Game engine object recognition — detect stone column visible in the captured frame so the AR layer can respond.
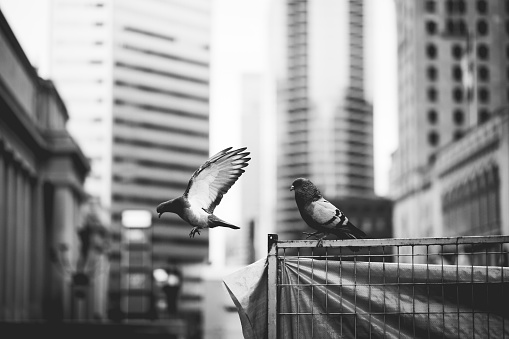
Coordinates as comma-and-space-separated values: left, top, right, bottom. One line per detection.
14, 165, 24, 320
498, 117, 509, 235
50, 185, 76, 320
28, 177, 44, 319
4, 155, 16, 321
0, 146, 5, 320
20, 171, 31, 320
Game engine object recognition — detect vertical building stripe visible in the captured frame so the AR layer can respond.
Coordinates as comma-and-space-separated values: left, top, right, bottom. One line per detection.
14, 166, 24, 320
5, 159, 15, 320
0, 148, 5, 320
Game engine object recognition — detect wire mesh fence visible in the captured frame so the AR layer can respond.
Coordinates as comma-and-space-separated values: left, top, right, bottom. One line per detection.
267, 234, 509, 339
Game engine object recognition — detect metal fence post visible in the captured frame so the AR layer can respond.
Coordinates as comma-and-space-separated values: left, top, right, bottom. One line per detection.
268, 234, 278, 339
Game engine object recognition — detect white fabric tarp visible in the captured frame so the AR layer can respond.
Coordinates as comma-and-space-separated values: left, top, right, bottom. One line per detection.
224, 257, 509, 339
223, 258, 268, 339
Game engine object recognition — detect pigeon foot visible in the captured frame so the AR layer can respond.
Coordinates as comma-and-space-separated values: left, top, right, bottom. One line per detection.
189, 227, 201, 238
303, 231, 321, 239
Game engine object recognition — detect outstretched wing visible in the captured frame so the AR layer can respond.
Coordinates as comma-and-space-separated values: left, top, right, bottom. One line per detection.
184, 147, 250, 213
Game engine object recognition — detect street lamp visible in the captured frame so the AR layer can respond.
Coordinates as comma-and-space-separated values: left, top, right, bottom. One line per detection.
153, 261, 182, 316
120, 209, 153, 319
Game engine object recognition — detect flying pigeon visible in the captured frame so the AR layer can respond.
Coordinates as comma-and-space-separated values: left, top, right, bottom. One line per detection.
157, 147, 250, 238
290, 177, 367, 249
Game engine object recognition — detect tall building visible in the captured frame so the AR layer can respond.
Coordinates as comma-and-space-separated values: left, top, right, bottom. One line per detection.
276, 0, 375, 238
391, 0, 509, 238
47, 0, 211, 319
48, 0, 113, 206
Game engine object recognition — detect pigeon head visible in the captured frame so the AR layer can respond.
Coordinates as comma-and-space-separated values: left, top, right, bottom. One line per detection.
290, 178, 322, 203
156, 198, 180, 218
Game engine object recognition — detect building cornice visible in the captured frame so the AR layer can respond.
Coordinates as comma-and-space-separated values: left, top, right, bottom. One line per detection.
0, 78, 46, 153
0, 10, 39, 81
43, 130, 91, 176
435, 112, 508, 178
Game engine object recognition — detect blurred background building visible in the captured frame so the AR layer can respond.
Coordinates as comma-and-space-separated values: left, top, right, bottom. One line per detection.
47, 0, 211, 324
274, 0, 392, 241
1, 0, 211, 334
390, 0, 509, 239
0, 9, 109, 321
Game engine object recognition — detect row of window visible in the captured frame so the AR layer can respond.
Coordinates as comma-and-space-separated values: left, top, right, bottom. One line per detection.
426, 0, 500, 15
426, 19, 495, 37
426, 42, 493, 60
115, 61, 208, 85
428, 129, 463, 146
427, 109, 463, 125
427, 108, 490, 125
427, 64, 490, 82
427, 86, 490, 103
427, 109, 491, 147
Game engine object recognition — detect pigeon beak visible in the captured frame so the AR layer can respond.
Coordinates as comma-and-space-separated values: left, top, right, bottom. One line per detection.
290, 185, 294, 191
158, 212, 163, 218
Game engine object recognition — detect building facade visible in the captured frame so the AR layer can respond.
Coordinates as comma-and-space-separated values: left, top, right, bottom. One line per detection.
391, 0, 509, 238
0, 9, 99, 320
438, 115, 508, 237
276, 0, 376, 239
392, 110, 509, 240
47, 0, 211, 320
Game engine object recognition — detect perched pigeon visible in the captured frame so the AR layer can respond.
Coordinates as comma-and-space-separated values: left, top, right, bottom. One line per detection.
290, 177, 367, 250
157, 147, 250, 238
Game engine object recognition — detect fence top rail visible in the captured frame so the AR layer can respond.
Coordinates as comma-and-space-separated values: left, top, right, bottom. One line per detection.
271, 235, 509, 248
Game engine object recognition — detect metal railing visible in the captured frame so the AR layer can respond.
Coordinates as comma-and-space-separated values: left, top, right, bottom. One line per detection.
267, 234, 509, 339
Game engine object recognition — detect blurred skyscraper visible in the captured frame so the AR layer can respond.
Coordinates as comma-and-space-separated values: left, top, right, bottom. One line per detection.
46, 0, 211, 320
390, 0, 509, 238
275, 0, 377, 239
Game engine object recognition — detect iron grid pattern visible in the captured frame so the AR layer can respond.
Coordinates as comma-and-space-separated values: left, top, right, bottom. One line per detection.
267, 235, 509, 339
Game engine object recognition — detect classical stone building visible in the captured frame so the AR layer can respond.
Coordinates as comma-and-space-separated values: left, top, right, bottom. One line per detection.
392, 109, 509, 240
391, 0, 509, 240
0, 10, 105, 321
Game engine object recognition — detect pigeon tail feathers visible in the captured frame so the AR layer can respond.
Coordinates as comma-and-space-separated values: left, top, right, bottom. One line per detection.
335, 221, 367, 252
326, 221, 367, 240
343, 221, 367, 239
208, 214, 240, 229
